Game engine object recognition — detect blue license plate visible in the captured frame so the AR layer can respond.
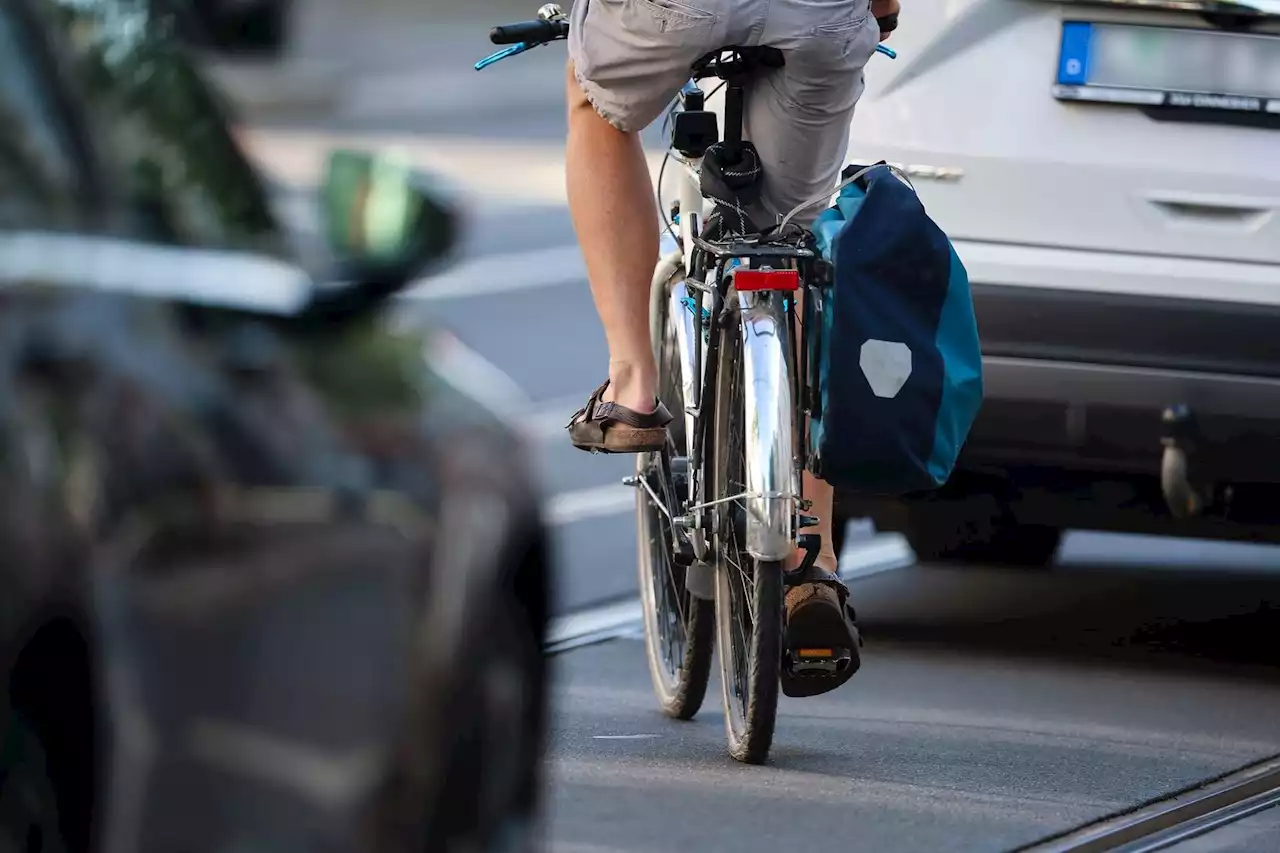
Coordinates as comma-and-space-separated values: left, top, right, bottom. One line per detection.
1054, 21, 1280, 117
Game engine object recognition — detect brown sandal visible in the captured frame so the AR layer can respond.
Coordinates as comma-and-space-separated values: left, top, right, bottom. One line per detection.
566, 381, 673, 454
781, 566, 862, 698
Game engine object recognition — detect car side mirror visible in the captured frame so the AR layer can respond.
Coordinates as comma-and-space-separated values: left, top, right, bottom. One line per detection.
304, 148, 460, 320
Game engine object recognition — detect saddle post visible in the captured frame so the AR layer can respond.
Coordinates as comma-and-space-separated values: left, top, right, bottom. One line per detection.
718, 50, 754, 163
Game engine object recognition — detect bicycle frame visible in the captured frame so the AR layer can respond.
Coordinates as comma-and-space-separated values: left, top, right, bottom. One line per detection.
474, 22, 894, 563
653, 99, 801, 562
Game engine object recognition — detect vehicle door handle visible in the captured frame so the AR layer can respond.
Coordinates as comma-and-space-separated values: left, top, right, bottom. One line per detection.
1144, 192, 1276, 232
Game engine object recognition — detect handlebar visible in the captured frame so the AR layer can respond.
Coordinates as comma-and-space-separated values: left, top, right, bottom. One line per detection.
476, 10, 897, 71
489, 18, 569, 45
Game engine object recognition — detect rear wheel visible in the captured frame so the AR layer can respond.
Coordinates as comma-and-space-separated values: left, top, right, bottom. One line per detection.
711, 302, 783, 765
637, 275, 714, 719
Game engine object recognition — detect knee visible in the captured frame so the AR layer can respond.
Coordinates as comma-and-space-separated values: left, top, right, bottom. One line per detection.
565, 61, 634, 133
565, 61, 593, 116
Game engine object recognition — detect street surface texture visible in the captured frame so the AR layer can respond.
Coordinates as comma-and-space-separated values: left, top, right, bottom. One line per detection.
211, 3, 1280, 849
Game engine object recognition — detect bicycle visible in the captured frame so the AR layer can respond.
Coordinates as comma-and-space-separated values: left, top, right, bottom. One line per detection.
476, 4, 896, 765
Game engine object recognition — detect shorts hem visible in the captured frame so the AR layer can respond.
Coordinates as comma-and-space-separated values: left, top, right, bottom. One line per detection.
572, 64, 639, 133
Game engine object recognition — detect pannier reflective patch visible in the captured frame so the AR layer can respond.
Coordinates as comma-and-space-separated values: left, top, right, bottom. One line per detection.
859, 339, 912, 399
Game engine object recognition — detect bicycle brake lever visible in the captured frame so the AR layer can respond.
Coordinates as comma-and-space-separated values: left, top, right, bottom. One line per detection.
875, 43, 897, 59
475, 42, 532, 71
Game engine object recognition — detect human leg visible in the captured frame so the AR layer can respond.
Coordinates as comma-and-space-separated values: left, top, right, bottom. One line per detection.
746, 3, 879, 571
742, 3, 880, 695
563, 0, 725, 452
565, 63, 662, 415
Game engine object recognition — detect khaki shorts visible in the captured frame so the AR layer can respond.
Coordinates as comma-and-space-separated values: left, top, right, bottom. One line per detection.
568, 0, 880, 224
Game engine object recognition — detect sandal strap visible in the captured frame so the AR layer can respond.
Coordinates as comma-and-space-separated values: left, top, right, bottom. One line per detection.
789, 564, 857, 622
566, 380, 673, 430
594, 399, 673, 429
567, 381, 611, 429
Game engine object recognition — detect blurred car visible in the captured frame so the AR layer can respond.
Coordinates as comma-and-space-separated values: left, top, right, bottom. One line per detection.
835, 0, 1280, 564
0, 0, 549, 851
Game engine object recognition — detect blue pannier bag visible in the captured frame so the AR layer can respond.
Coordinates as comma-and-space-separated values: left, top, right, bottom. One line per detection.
804, 162, 983, 494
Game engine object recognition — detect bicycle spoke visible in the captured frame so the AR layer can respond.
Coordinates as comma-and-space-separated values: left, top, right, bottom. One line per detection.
637, 274, 714, 721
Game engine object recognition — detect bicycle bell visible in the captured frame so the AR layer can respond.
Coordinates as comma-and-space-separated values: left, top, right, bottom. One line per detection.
538, 3, 566, 21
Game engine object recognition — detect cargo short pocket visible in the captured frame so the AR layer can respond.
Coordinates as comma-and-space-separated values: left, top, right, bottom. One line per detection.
628, 0, 717, 35
807, 9, 879, 66
813, 10, 872, 39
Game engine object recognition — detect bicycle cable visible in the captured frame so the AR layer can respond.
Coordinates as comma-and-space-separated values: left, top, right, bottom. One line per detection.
776, 162, 915, 232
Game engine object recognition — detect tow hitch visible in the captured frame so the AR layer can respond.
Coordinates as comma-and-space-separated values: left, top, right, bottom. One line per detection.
1160, 404, 1208, 518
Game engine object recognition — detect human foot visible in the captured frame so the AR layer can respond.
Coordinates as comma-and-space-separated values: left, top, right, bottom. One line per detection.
601, 361, 658, 414
782, 545, 861, 698
566, 380, 671, 454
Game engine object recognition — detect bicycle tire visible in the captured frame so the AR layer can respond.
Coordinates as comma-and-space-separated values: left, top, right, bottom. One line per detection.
636, 272, 714, 720
710, 295, 786, 765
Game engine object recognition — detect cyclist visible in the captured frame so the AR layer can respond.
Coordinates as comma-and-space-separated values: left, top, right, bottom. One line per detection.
565, 0, 899, 696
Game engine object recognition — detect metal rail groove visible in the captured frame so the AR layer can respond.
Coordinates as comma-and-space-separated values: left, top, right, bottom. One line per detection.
1018, 754, 1280, 852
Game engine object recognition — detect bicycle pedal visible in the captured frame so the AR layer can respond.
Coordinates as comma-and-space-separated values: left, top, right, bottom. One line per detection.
787, 648, 852, 676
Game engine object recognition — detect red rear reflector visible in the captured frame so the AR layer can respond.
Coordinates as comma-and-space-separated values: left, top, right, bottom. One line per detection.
735, 269, 799, 292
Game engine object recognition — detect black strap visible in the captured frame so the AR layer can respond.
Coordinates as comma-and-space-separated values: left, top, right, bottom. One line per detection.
700, 141, 764, 237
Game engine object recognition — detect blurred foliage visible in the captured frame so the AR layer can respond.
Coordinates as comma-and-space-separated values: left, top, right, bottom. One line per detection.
0, 5, 83, 229
32, 0, 288, 255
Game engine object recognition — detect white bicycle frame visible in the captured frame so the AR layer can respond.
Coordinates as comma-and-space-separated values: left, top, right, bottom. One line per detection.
648, 120, 798, 563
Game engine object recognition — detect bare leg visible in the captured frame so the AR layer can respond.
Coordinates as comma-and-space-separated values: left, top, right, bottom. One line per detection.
797, 471, 840, 572
564, 62, 659, 413
788, 290, 839, 573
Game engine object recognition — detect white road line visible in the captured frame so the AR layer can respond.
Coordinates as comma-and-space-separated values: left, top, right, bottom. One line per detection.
417, 328, 532, 425
542, 530, 915, 652
404, 244, 586, 302
545, 482, 634, 526
241, 129, 671, 209
524, 392, 596, 442
839, 533, 917, 580
546, 598, 644, 649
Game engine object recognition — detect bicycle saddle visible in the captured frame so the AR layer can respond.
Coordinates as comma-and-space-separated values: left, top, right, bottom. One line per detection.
690, 45, 785, 81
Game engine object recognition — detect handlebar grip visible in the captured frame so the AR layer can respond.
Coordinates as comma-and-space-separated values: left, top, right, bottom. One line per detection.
489, 19, 568, 45
876, 12, 899, 33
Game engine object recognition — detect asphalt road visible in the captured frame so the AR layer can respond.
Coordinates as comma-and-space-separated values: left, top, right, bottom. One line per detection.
547, 560, 1280, 852
214, 4, 1280, 850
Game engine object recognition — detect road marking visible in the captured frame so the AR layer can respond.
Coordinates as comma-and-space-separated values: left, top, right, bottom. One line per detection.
840, 532, 917, 580
545, 598, 644, 654
405, 243, 586, 302
543, 531, 915, 653
418, 327, 532, 423
545, 482, 635, 526
524, 391, 596, 441
241, 128, 671, 210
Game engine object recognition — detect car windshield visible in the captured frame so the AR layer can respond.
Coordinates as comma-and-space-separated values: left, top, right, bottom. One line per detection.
28, 0, 292, 259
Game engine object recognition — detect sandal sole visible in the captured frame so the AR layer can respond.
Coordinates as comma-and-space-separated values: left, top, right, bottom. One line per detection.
570, 426, 669, 454
780, 596, 862, 698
